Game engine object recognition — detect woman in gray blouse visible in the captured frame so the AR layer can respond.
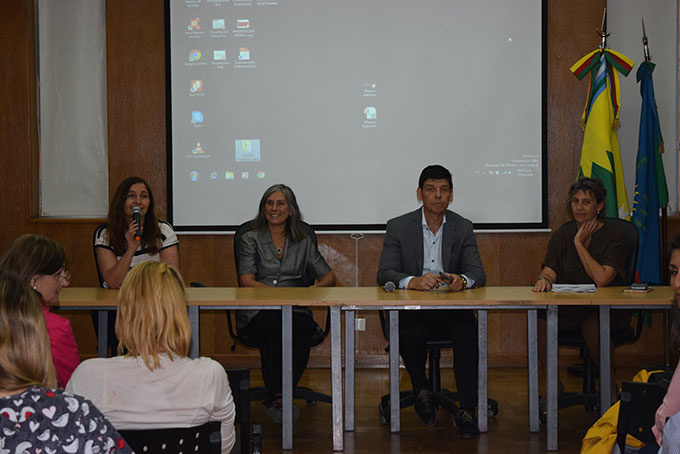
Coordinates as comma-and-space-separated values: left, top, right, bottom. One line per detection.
237, 184, 335, 423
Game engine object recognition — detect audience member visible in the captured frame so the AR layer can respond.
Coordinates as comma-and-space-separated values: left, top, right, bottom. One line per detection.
0, 275, 132, 452
0, 234, 79, 387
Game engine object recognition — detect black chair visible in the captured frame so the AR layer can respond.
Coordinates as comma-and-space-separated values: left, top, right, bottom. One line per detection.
91, 223, 119, 356
554, 218, 642, 416
119, 421, 221, 454
616, 380, 667, 453
376, 311, 499, 424
229, 220, 332, 406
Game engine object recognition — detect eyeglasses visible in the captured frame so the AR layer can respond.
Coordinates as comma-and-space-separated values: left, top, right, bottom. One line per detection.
51, 269, 71, 283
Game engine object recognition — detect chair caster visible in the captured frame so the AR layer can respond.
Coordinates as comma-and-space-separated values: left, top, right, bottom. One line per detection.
488, 400, 499, 417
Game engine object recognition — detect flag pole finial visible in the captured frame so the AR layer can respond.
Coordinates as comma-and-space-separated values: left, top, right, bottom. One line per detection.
642, 18, 652, 62
597, 8, 610, 49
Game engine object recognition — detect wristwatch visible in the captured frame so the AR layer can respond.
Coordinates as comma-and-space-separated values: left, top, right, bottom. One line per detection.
460, 274, 468, 289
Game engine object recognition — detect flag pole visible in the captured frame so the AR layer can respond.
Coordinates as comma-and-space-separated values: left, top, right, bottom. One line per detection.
643, 17, 671, 368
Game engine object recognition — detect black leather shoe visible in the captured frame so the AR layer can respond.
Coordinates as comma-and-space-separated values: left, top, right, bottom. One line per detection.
414, 389, 436, 427
454, 408, 480, 439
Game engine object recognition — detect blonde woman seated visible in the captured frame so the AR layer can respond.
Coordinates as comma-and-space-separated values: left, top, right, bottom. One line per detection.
0, 275, 132, 452
67, 261, 236, 453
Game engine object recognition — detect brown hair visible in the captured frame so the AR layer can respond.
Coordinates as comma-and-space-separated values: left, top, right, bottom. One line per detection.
670, 236, 680, 349
250, 184, 306, 242
0, 275, 57, 392
0, 234, 65, 284
107, 177, 162, 256
566, 177, 607, 218
115, 261, 190, 370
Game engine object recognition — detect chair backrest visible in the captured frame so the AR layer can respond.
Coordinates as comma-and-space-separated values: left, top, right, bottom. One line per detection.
559, 218, 638, 285
616, 380, 666, 452
119, 421, 221, 454
93, 223, 108, 288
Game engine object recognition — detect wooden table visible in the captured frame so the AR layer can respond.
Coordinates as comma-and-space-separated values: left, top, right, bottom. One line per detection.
57, 286, 673, 452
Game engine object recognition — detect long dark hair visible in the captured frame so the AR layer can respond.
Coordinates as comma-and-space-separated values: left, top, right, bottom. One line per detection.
107, 177, 162, 256
250, 184, 305, 242
670, 236, 680, 348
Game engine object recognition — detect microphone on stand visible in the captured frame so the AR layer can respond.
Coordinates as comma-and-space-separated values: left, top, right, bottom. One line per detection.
132, 207, 142, 241
383, 281, 396, 293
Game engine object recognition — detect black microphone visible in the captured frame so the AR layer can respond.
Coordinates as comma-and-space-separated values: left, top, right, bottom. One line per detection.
132, 207, 142, 241
383, 281, 396, 293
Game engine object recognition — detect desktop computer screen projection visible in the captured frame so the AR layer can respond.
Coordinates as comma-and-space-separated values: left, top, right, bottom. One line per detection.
167, 0, 547, 232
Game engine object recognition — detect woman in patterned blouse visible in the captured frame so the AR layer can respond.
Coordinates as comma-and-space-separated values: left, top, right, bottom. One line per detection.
0, 275, 132, 453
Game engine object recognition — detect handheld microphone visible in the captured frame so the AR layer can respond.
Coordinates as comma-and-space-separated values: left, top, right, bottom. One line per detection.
132, 207, 142, 241
383, 281, 396, 293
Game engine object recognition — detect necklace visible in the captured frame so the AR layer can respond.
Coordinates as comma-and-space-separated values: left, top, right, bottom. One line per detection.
276, 246, 283, 255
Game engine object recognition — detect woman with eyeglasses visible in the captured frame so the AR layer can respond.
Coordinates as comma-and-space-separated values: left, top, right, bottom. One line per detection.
0, 234, 79, 388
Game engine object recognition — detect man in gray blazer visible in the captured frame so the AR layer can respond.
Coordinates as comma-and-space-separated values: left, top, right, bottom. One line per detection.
377, 164, 485, 438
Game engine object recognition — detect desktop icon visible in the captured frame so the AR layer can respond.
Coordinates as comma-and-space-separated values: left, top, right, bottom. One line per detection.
364, 106, 377, 120
257, 171, 265, 179
188, 17, 200, 31
213, 50, 227, 61
192, 142, 204, 154
212, 18, 225, 29
189, 49, 202, 62
237, 19, 250, 29
225, 171, 235, 180
190, 80, 203, 93
210, 172, 218, 180
190, 171, 199, 181
191, 111, 204, 123
241, 171, 249, 179
238, 48, 250, 60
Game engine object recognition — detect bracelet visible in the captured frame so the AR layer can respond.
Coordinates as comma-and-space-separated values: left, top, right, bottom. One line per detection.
539, 277, 553, 286
460, 275, 468, 289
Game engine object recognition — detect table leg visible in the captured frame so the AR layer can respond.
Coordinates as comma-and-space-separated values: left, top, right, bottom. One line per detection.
331, 307, 344, 451
527, 309, 539, 432
389, 310, 400, 432
599, 306, 611, 415
478, 309, 488, 433
97, 310, 108, 358
282, 306, 293, 450
344, 310, 355, 432
546, 305, 558, 451
188, 306, 199, 359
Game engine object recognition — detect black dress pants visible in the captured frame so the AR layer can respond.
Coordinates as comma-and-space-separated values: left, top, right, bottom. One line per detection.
399, 309, 478, 409
240, 310, 318, 400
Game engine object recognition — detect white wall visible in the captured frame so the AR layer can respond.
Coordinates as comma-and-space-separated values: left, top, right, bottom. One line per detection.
609, 0, 678, 213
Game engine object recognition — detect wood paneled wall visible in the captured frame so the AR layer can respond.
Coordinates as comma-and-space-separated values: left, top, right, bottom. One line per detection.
0, 0, 673, 368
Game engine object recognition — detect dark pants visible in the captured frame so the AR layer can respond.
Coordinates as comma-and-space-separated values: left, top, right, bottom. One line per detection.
240, 310, 318, 401
399, 309, 478, 409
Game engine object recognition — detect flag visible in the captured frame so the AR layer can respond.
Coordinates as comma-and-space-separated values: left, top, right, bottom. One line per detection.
631, 61, 668, 285
570, 48, 634, 219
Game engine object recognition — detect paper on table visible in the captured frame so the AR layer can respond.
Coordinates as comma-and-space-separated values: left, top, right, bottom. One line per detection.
551, 284, 597, 293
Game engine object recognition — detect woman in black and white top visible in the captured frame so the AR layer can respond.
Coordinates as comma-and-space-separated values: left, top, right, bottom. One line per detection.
95, 176, 179, 289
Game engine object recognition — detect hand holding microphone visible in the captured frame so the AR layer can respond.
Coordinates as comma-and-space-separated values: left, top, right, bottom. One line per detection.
132, 207, 142, 241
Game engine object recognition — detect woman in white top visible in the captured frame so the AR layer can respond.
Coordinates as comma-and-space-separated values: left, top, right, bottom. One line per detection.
95, 176, 179, 289
67, 261, 236, 453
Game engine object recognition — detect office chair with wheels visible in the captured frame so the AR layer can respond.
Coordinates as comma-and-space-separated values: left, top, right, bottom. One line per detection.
376, 311, 499, 424
119, 421, 221, 454
229, 220, 332, 406
552, 217, 641, 417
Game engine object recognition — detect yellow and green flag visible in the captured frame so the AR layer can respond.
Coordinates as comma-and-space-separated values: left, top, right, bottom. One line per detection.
570, 49, 634, 219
